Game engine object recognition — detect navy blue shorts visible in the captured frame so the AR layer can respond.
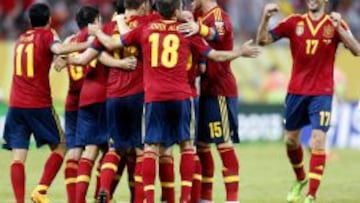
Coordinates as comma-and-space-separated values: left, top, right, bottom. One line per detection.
76, 103, 108, 147
198, 96, 239, 144
145, 99, 195, 148
284, 94, 332, 132
3, 107, 64, 150
106, 93, 144, 150
193, 97, 199, 143
65, 110, 78, 149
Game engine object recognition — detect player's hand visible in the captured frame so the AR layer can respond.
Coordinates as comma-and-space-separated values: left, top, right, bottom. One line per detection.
330, 12, 342, 29
177, 20, 199, 37
238, 39, 260, 58
88, 23, 101, 36
121, 56, 137, 70
263, 3, 279, 19
53, 56, 67, 72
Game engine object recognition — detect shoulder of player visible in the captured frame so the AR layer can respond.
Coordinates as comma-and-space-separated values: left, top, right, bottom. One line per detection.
279, 13, 304, 24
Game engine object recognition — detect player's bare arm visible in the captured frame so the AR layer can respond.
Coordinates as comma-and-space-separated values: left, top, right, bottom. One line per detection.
88, 24, 124, 50
50, 40, 90, 55
207, 39, 260, 62
256, 3, 279, 46
177, 20, 217, 41
114, 14, 131, 35
330, 12, 360, 56
98, 53, 137, 70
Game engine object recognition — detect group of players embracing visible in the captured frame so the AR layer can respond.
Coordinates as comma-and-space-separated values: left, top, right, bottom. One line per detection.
3, 0, 360, 203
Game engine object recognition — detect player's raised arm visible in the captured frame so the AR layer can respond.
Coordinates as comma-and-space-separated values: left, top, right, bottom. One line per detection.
98, 53, 137, 70
330, 12, 360, 56
206, 39, 260, 62
88, 24, 125, 50
256, 3, 279, 46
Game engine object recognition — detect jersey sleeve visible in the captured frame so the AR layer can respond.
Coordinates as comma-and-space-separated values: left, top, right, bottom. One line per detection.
90, 37, 104, 52
120, 25, 142, 46
270, 15, 295, 40
190, 35, 213, 56
45, 30, 60, 52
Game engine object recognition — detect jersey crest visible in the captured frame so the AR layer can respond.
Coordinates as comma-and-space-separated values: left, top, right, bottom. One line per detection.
296, 21, 305, 36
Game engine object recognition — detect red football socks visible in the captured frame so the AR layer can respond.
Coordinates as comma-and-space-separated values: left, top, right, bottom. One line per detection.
99, 151, 121, 194
159, 155, 175, 203
134, 154, 144, 203
218, 147, 239, 202
287, 144, 306, 181
11, 161, 25, 203
64, 159, 78, 203
110, 156, 126, 198
37, 152, 64, 194
180, 149, 195, 203
191, 155, 202, 203
76, 158, 94, 203
307, 150, 326, 198
142, 151, 157, 203
197, 147, 214, 201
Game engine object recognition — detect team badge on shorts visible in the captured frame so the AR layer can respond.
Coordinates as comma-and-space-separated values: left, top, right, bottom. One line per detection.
296, 21, 304, 36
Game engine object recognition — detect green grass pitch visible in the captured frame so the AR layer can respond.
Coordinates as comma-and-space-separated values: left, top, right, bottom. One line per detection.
0, 142, 359, 203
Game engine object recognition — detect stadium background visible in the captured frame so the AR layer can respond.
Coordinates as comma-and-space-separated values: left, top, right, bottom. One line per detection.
0, 0, 360, 202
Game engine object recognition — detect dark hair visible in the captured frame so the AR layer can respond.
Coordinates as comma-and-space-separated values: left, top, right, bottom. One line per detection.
76, 6, 99, 29
156, 0, 181, 19
28, 3, 51, 28
125, 0, 146, 10
115, 0, 125, 14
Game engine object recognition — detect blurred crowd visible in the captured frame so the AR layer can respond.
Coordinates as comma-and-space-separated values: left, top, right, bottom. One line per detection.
1, 0, 360, 41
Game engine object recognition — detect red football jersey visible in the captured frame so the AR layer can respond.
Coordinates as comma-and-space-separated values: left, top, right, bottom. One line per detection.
198, 6, 238, 97
65, 28, 88, 111
187, 49, 204, 97
121, 19, 212, 102
101, 17, 144, 99
79, 29, 108, 107
10, 28, 58, 108
270, 13, 348, 95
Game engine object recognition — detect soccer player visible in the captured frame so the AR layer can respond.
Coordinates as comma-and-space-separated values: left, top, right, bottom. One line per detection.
89, 0, 259, 203
63, 6, 100, 203
178, 0, 242, 202
54, 6, 139, 203
257, 0, 360, 202
92, 0, 149, 202
2, 3, 90, 203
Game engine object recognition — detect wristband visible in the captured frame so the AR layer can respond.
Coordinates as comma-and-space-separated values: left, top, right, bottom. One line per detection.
199, 23, 210, 38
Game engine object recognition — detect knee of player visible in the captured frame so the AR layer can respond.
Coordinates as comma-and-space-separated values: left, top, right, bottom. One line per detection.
284, 131, 301, 147
310, 129, 327, 150
179, 141, 194, 152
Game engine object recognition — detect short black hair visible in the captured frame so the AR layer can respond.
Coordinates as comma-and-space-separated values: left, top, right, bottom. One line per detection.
114, 0, 125, 14
76, 6, 99, 29
125, 0, 146, 10
156, 0, 181, 19
28, 3, 51, 28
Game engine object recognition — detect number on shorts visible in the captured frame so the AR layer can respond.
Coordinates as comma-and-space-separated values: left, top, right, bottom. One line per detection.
209, 121, 222, 138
